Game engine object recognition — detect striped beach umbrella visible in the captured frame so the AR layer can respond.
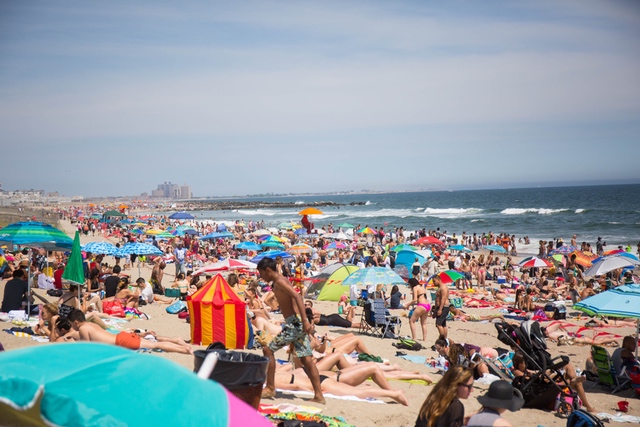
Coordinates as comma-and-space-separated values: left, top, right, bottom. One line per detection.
518, 257, 552, 268
427, 270, 465, 285
357, 227, 377, 235
288, 243, 314, 254
0, 221, 72, 250
574, 284, 640, 319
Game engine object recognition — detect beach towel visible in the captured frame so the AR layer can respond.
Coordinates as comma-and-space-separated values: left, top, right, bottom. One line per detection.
275, 389, 384, 404
266, 412, 354, 427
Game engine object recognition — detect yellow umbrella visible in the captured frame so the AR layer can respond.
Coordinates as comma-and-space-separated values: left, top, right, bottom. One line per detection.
298, 208, 323, 215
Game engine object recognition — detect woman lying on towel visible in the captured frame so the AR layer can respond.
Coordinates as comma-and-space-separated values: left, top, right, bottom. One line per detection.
305, 301, 361, 329
274, 369, 409, 405
448, 306, 505, 323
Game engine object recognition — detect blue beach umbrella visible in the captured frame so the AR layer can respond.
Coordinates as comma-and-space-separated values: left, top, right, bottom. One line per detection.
201, 231, 235, 240
169, 212, 195, 220
235, 241, 262, 251
81, 241, 119, 256
448, 244, 472, 253
250, 250, 293, 263
115, 243, 163, 257
0, 343, 272, 427
574, 284, 640, 319
484, 245, 508, 254
549, 245, 579, 255
260, 241, 285, 249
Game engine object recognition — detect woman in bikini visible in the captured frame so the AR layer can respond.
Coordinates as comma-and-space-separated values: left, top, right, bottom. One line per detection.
404, 278, 431, 342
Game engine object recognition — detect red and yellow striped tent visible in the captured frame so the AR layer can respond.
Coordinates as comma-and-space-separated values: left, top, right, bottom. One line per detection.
187, 274, 249, 349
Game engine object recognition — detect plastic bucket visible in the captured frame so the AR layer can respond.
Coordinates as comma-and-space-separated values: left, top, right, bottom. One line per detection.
194, 348, 269, 409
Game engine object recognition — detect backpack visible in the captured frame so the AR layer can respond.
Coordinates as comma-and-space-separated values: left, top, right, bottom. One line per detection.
393, 337, 423, 351
566, 409, 605, 427
166, 300, 187, 314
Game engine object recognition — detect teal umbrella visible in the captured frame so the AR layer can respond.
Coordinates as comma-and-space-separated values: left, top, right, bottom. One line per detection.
62, 231, 85, 286
484, 244, 508, 254
0, 343, 272, 427
336, 223, 355, 229
342, 266, 405, 287
391, 244, 418, 252
448, 244, 472, 253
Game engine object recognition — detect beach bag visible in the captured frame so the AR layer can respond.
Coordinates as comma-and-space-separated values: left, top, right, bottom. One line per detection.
178, 311, 189, 319
47, 289, 63, 297
102, 300, 125, 317
393, 337, 423, 351
166, 300, 187, 314
566, 409, 604, 427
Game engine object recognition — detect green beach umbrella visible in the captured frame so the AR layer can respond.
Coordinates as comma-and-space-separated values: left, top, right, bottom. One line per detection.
62, 231, 85, 286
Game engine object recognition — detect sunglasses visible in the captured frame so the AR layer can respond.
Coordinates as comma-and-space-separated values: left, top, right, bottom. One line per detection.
459, 382, 474, 391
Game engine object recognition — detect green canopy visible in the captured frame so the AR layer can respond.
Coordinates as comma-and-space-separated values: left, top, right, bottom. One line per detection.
102, 210, 127, 217
62, 231, 84, 285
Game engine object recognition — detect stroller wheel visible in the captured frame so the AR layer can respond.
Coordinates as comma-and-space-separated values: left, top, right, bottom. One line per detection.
556, 401, 573, 418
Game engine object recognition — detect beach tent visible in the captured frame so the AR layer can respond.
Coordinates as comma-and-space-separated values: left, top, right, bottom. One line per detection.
395, 250, 427, 278
305, 263, 359, 301
187, 274, 249, 349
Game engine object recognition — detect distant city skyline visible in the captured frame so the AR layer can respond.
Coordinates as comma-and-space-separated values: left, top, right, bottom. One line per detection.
1, 1, 639, 197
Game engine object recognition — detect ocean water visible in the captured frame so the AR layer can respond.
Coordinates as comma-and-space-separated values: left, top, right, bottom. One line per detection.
189, 184, 640, 255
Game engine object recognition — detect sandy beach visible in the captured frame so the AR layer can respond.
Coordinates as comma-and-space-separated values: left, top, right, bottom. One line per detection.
1, 216, 639, 427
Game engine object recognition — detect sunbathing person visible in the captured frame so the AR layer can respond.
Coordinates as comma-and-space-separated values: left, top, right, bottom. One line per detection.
274, 370, 409, 405
67, 309, 192, 354
541, 323, 620, 346
306, 301, 360, 329
310, 331, 371, 355
449, 306, 505, 322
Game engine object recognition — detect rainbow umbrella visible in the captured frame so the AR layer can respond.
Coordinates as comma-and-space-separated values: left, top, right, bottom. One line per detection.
0, 343, 270, 427
357, 227, 377, 235
427, 270, 465, 285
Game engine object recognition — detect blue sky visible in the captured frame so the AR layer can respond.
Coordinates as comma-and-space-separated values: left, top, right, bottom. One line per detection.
1, 1, 639, 197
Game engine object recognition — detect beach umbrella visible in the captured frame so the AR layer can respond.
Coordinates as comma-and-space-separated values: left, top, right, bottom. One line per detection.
335, 223, 355, 229
251, 229, 271, 236
447, 244, 472, 253
288, 243, 314, 254
342, 266, 405, 288
324, 231, 352, 240
583, 255, 640, 277
116, 243, 164, 277
357, 227, 377, 235
235, 241, 262, 251
298, 208, 323, 215
391, 244, 418, 252
103, 210, 127, 218
549, 245, 579, 255
0, 343, 271, 427
574, 284, 640, 357
568, 250, 598, 267
413, 236, 444, 246
518, 257, 552, 268
259, 235, 284, 242
169, 212, 195, 220
591, 251, 639, 265
294, 228, 308, 236
193, 259, 258, 276
260, 241, 285, 250
62, 232, 85, 310
427, 270, 465, 285
0, 221, 73, 315
250, 250, 293, 263
324, 241, 348, 250
277, 222, 299, 230
201, 231, 235, 240
484, 245, 508, 254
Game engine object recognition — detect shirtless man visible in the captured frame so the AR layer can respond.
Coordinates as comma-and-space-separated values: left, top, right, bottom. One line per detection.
151, 260, 166, 294
67, 309, 192, 354
433, 275, 450, 339
257, 258, 325, 404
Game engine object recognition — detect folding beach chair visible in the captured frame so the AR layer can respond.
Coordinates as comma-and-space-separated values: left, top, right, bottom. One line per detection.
590, 345, 630, 393
359, 299, 401, 339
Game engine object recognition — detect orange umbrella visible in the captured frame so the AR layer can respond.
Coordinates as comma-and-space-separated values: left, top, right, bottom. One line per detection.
570, 250, 598, 267
298, 208, 323, 215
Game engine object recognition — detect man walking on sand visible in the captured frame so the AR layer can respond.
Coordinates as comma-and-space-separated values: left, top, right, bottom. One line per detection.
257, 258, 325, 404
67, 309, 192, 354
434, 275, 449, 339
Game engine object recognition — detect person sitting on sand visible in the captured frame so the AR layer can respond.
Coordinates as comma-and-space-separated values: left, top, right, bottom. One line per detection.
466, 380, 524, 427
449, 306, 505, 323
273, 368, 409, 406
67, 309, 192, 354
511, 351, 595, 413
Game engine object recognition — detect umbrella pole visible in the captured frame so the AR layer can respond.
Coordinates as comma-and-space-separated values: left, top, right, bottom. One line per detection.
27, 248, 31, 319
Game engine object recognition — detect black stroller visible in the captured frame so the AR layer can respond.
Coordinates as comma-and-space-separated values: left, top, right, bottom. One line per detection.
495, 320, 580, 416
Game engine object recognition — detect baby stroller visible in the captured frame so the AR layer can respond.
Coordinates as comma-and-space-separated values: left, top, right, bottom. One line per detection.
495, 320, 580, 416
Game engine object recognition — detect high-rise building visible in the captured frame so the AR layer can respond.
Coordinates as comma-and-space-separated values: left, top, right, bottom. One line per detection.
151, 182, 191, 199
180, 185, 192, 199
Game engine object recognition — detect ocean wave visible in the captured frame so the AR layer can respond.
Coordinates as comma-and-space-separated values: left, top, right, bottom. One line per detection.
424, 208, 482, 215
575, 209, 585, 214
470, 219, 485, 223
294, 201, 304, 205
365, 201, 374, 205
501, 208, 569, 215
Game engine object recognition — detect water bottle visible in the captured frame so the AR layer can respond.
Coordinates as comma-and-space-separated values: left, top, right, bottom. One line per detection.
100, 290, 105, 299
338, 305, 344, 314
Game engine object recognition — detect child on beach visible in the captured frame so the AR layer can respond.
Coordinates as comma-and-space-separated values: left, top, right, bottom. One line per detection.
257, 258, 325, 404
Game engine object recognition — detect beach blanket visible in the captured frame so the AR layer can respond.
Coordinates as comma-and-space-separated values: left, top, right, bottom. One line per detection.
275, 389, 384, 404
265, 411, 355, 427
596, 413, 640, 423
259, 403, 323, 415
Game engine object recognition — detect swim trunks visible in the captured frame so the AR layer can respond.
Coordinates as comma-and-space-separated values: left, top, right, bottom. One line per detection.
435, 306, 450, 327
115, 331, 141, 350
268, 314, 313, 358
